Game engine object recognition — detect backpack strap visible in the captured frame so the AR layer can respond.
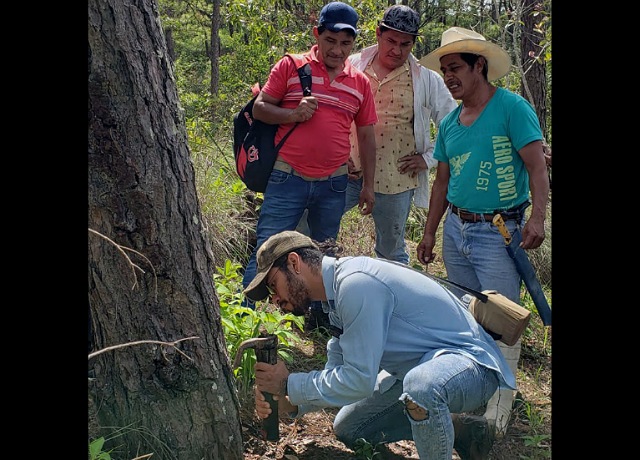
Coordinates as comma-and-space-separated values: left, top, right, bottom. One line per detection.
285, 53, 310, 68
273, 54, 312, 151
377, 259, 489, 303
284, 54, 312, 95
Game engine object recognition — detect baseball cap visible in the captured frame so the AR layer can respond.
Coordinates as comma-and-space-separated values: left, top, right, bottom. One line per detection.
243, 231, 319, 302
318, 2, 359, 35
379, 4, 420, 36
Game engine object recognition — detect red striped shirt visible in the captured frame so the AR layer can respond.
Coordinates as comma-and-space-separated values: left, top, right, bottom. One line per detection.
261, 45, 378, 178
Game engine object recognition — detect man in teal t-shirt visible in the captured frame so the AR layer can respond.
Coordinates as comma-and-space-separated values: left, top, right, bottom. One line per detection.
416, 27, 550, 452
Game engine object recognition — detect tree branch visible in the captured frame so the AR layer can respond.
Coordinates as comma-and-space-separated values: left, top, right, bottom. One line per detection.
89, 228, 158, 301
88, 336, 200, 361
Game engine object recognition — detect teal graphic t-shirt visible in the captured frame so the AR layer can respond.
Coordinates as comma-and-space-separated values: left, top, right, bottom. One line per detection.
434, 87, 542, 213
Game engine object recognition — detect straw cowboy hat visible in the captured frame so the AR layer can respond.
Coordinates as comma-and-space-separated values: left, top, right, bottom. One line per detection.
419, 27, 512, 81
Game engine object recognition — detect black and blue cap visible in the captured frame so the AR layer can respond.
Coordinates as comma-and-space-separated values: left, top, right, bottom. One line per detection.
318, 2, 359, 35
379, 4, 420, 36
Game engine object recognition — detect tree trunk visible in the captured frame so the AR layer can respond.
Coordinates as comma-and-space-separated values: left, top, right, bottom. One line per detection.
520, 0, 547, 138
209, 0, 221, 98
88, 0, 243, 458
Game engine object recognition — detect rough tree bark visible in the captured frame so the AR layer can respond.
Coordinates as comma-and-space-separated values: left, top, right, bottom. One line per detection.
520, 0, 548, 138
88, 0, 243, 458
209, 0, 221, 98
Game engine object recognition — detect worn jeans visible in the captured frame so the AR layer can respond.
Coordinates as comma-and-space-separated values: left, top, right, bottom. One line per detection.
242, 168, 348, 306
333, 353, 499, 459
344, 177, 414, 264
441, 209, 524, 303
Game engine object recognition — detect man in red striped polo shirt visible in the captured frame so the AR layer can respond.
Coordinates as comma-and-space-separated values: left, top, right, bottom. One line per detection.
242, 2, 378, 312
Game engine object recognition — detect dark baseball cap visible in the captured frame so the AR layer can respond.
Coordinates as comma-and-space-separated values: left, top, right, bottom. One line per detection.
318, 2, 359, 35
243, 231, 319, 302
379, 4, 420, 36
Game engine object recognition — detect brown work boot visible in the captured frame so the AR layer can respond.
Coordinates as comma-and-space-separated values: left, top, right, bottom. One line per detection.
452, 414, 494, 460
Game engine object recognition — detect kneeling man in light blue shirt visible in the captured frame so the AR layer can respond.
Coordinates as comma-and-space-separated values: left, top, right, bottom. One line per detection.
244, 230, 515, 460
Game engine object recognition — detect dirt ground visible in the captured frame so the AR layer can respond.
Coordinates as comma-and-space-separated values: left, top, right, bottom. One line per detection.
240, 320, 552, 460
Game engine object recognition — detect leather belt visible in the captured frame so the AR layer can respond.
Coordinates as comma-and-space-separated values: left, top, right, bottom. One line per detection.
450, 203, 527, 223
273, 159, 348, 182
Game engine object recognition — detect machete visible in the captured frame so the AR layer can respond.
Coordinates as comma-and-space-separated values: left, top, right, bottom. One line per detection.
493, 214, 552, 326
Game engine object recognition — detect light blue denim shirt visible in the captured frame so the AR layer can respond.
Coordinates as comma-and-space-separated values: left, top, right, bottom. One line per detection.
287, 256, 516, 416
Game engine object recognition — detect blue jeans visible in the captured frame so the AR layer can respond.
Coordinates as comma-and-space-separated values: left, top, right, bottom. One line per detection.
333, 353, 499, 459
242, 168, 348, 306
344, 177, 414, 264
442, 209, 524, 303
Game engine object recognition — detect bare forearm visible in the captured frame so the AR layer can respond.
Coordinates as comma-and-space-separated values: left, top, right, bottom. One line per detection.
253, 95, 318, 124
253, 100, 295, 124
528, 167, 550, 222
357, 127, 376, 188
424, 169, 449, 237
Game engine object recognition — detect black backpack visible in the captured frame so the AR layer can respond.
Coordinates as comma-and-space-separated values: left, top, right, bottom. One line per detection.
233, 54, 312, 193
